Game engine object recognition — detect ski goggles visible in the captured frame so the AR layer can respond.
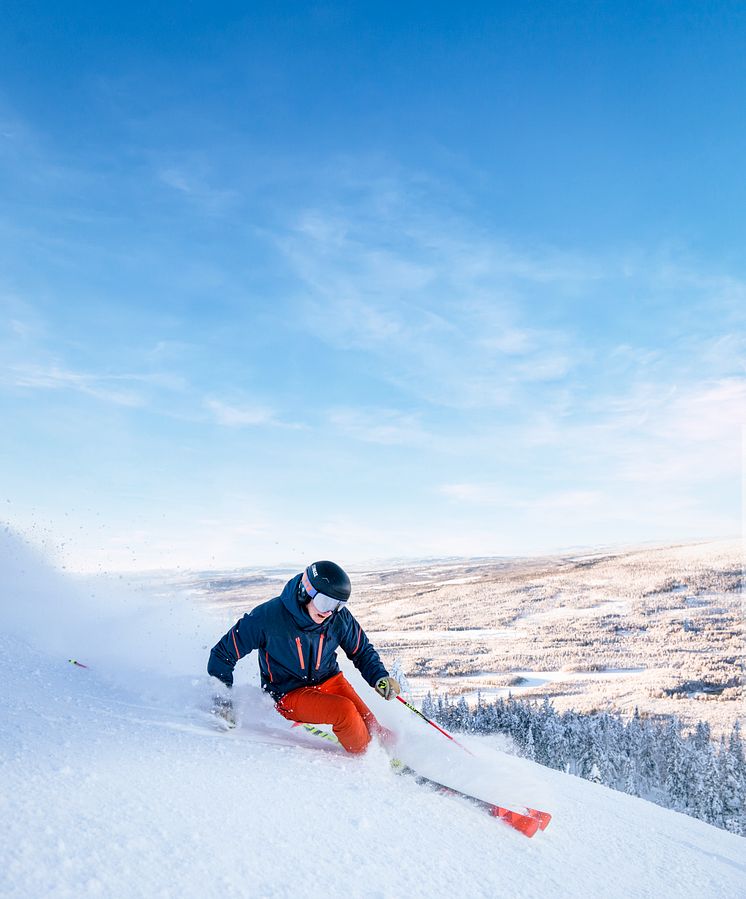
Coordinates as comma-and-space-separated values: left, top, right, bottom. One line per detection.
302, 570, 348, 613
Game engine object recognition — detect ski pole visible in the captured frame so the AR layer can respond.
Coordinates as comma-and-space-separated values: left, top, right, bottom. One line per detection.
395, 695, 475, 757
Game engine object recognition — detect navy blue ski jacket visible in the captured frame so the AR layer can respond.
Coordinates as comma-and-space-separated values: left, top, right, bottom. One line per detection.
207, 574, 389, 701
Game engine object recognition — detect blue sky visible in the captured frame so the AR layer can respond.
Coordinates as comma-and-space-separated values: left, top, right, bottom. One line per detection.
1, 2, 744, 571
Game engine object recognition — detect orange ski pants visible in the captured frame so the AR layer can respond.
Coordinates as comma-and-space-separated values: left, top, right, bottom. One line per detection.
276, 672, 376, 754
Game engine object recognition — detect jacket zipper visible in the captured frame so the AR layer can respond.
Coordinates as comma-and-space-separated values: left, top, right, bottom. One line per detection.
296, 632, 326, 683
295, 636, 305, 673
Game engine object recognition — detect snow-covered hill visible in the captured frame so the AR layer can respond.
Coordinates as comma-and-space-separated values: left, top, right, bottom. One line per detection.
1, 535, 744, 898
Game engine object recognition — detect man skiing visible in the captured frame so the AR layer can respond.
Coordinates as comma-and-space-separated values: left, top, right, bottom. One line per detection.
207, 560, 401, 753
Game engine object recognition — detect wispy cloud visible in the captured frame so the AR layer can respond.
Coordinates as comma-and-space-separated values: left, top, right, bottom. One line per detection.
609, 377, 746, 484
203, 397, 304, 430
439, 482, 604, 511
204, 398, 276, 427
435, 370, 744, 547
156, 164, 239, 216
439, 482, 496, 504
276, 170, 746, 427
6, 363, 148, 407
279, 202, 581, 410
0, 290, 195, 414
327, 407, 429, 445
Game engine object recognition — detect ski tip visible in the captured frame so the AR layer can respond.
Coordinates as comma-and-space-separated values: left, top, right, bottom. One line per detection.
491, 806, 541, 838
525, 808, 552, 830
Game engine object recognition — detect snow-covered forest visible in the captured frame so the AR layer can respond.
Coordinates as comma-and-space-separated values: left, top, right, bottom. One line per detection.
423, 692, 746, 835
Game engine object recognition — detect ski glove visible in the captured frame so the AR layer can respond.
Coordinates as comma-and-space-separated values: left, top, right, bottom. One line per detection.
212, 694, 236, 728
375, 676, 401, 701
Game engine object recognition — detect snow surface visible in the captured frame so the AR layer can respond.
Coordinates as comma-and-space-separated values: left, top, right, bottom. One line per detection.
1, 533, 744, 898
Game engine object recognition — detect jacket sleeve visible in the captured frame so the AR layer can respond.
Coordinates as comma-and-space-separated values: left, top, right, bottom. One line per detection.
207, 611, 262, 688
338, 611, 388, 689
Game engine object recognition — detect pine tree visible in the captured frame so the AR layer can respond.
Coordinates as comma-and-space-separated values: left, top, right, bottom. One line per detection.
564, 712, 585, 777
421, 691, 435, 719
635, 718, 660, 799
728, 720, 744, 765
390, 659, 411, 697
623, 710, 643, 796
663, 717, 689, 811
543, 706, 569, 772
524, 723, 536, 761
685, 735, 708, 822
718, 735, 745, 835
699, 744, 723, 827
453, 696, 470, 732
693, 721, 711, 751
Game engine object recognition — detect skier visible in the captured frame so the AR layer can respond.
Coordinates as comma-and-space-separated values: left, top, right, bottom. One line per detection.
207, 560, 401, 753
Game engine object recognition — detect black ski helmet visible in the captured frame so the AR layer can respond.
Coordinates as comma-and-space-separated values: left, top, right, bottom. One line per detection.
299, 560, 351, 604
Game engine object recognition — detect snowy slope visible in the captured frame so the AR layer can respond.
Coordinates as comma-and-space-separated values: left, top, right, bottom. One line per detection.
1, 538, 744, 898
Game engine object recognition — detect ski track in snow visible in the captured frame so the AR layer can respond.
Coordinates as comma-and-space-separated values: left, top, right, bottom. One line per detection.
1, 632, 744, 899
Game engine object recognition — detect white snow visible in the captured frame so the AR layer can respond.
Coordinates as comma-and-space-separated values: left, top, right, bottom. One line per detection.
1, 534, 744, 898
517, 598, 630, 623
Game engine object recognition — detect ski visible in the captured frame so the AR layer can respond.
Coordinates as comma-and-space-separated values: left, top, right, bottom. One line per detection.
389, 694, 552, 831
292, 721, 551, 837
524, 807, 552, 830
393, 763, 548, 837
291, 721, 341, 745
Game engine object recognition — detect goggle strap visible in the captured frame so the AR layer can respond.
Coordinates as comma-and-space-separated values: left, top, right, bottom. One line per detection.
301, 570, 317, 598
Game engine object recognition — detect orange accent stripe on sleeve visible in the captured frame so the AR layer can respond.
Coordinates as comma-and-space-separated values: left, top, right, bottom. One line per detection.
353, 625, 361, 654
231, 629, 241, 660
315, 634, 325, 669
265, 651, 273, 683
295, 636, 305, 670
